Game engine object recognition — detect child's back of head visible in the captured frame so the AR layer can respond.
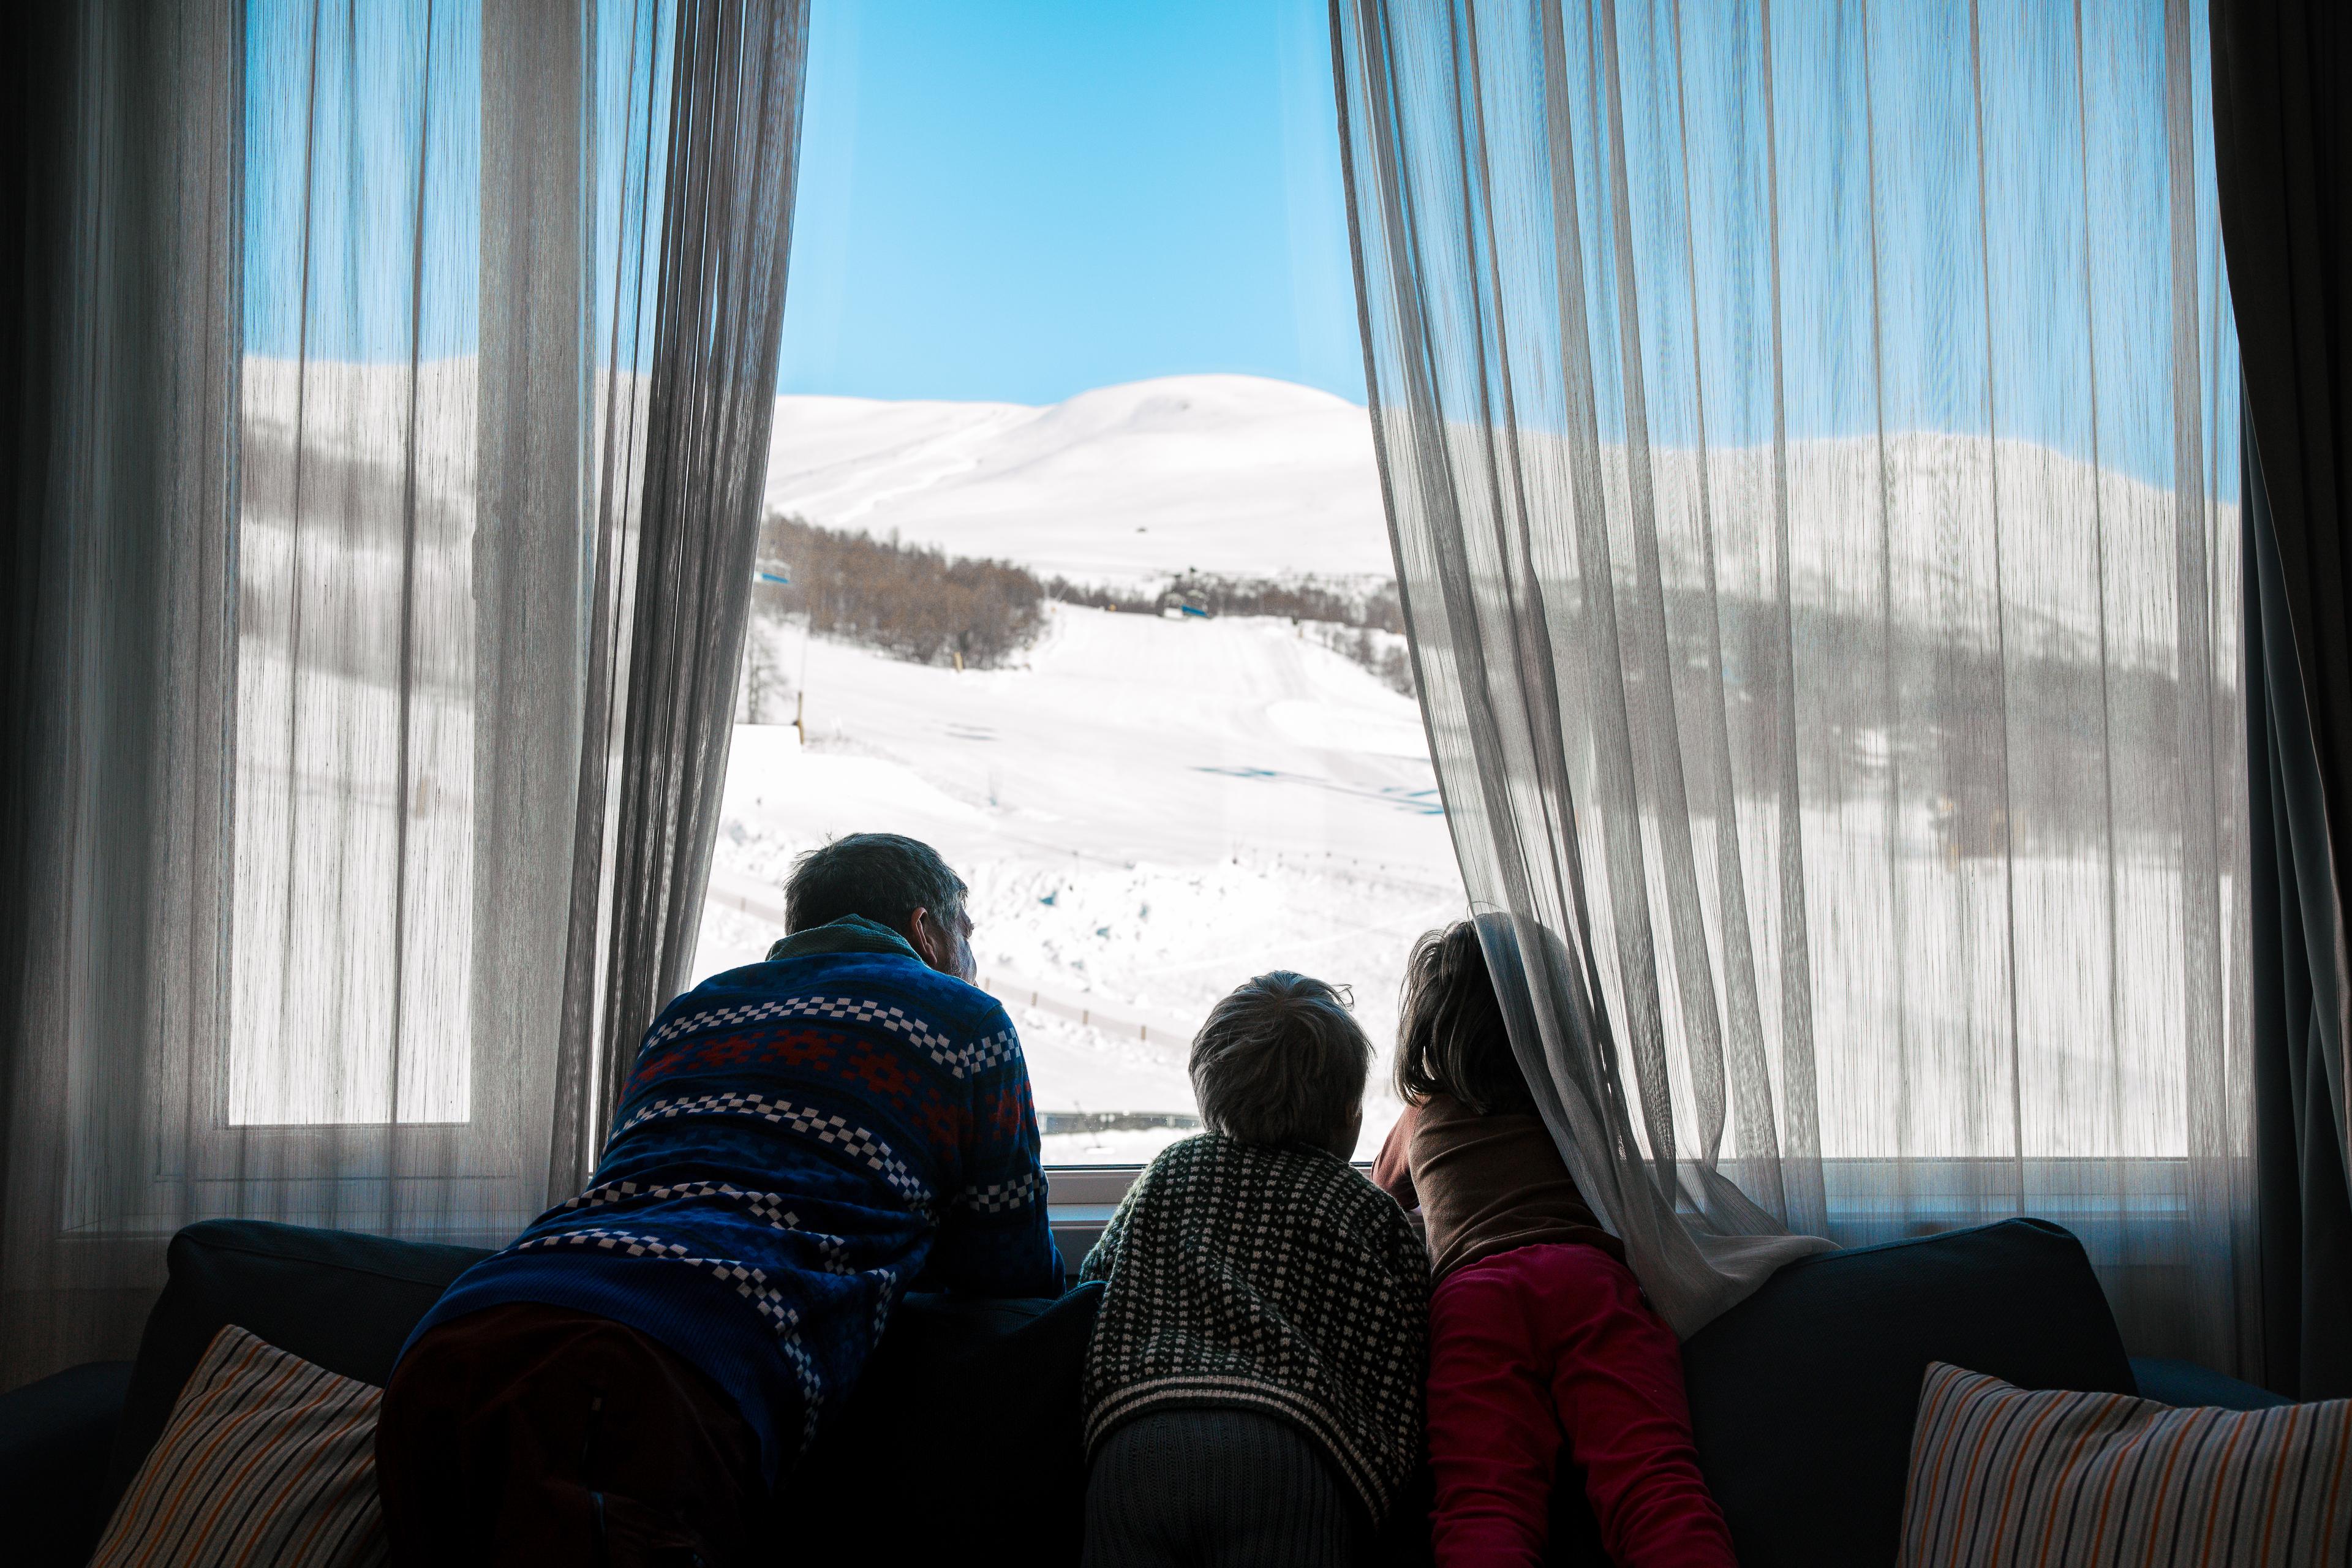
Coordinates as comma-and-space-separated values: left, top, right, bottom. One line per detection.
1394, 918, 1537, 1117
1189, 970, 1371, 1159
1376, 917, 1623, 1283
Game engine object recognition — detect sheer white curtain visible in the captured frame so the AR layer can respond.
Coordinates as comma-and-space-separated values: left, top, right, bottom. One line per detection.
0, 0, 807, 1386
1333, 0, 2253, 1371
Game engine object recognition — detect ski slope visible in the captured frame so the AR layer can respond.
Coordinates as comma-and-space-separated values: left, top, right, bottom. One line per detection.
763, 374, 1392, 588
695, 602, 1458, 1163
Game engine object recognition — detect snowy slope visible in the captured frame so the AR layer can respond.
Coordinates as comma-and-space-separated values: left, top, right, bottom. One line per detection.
739, 375, 1433, 1161
696, 603, 1457, 1161
763, 375, 1392, 587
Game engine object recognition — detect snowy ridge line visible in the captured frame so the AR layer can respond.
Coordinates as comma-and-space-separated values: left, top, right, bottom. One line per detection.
763, 375, 1392, 586
699, 873, 1198, 1047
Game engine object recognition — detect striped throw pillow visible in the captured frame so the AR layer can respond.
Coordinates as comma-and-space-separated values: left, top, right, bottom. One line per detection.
1899, 1360, 2351, 1567
91, 1324, 387, 1567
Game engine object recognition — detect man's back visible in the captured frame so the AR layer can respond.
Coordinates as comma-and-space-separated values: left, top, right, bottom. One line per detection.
405, 914, 1063, 1479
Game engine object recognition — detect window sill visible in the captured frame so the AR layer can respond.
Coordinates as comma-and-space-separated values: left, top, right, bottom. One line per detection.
1045, 1166, 1136, 1267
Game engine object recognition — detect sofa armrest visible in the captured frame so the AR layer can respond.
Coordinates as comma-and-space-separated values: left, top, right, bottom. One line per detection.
2130, 1355, 2291, 1411
0, 1360, 135, 1567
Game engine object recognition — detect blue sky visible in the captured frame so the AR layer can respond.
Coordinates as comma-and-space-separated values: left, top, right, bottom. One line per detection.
773, 0, 2232, 491
778, 0, 1366, 405
238, 0, 2233, 495
240, 0, 1366, 405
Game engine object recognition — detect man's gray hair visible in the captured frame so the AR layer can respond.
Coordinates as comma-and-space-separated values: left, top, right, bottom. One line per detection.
783, 832, 966, 935
1189, 971, 1371, 1152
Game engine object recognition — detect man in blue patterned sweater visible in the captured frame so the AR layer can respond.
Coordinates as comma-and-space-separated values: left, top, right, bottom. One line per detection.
377, 833, 1062, 1567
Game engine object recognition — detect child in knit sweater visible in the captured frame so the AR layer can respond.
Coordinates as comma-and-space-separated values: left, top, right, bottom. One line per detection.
1371, 921, 1735, 1568
1077, 971, 1428, 1568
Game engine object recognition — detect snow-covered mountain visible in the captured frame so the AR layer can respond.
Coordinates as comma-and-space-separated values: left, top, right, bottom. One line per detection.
762, 374, 1391, 587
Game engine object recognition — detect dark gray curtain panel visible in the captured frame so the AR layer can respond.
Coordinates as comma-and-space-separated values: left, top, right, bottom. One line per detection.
2243, 418, 2352, 1400
0, 0, 245, 1387
2212, 0, 2352, 1399
1332, 0, 2253, 1365
0, 0, 808, 1389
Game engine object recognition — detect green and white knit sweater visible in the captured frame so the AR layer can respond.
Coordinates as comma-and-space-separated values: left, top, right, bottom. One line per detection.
1078, 1133, 1429, 1520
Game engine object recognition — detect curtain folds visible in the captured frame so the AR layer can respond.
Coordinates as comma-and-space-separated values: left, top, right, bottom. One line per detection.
0, 0, 809, 1389
2242, 415, 2352, 1398
549, 0, 809, 1195
2212, 0, 2352, 1400
1, 0, 246, 1387
1333, 0, 2254, 1366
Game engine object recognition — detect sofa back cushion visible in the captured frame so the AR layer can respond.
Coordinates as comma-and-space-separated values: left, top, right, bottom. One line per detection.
1678, 1218, 2135, 1568
102, 1221, 489, 1518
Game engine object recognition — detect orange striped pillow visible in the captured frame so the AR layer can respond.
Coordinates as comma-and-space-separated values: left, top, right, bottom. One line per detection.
91, 1324, 386, 1567
1899, 1361, 2352, 1567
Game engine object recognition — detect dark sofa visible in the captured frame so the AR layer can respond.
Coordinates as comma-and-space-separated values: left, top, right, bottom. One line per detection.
0, 1216, 2285, 1568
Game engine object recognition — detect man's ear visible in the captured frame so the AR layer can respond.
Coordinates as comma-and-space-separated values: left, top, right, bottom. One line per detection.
903, 907, 946, 970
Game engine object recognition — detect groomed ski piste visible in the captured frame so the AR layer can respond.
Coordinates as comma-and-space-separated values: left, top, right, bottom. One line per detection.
698, 374, 1453, 1163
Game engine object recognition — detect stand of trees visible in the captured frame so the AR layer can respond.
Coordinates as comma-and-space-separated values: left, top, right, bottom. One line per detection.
756, 514, 1046, 669
1309, 622, 1414, 698
1046, 571, 1404, 633
752, 512, 1415, 697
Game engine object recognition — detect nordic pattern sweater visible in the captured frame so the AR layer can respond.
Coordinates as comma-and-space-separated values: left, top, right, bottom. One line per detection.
402, 916, 1064, 1482
1078, 1134, 1429, 1520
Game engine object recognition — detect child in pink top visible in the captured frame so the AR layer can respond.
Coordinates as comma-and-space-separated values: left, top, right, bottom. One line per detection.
1372, 921, 1735, 1568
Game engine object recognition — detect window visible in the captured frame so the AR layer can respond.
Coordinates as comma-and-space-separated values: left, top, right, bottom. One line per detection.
213, 0, 652, 1161
228, 0, 491, 1131
691, 1, 1460, 1164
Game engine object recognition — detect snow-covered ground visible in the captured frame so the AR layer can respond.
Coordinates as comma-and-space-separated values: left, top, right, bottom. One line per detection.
696, 603, 1458, 1163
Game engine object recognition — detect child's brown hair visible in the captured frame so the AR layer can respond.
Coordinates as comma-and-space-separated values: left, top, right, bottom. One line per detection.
1190, 971, 1370, 1155
1393, 918, 1536, 1115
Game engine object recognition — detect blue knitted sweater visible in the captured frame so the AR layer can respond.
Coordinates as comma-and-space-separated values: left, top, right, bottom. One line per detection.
403, 916, 1064, 1480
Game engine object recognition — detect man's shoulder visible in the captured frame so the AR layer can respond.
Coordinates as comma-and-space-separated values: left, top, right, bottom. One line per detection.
677, 951, 1012, 1040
